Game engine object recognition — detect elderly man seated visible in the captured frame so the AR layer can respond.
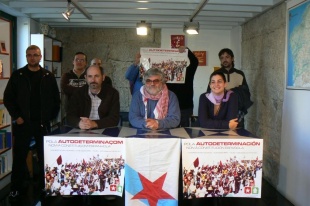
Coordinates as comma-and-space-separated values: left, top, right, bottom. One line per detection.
129, 68, 180, 129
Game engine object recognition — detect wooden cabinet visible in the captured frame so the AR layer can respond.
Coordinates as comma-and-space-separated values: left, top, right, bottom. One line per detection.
31, 34, 63, 130
0, 17, 13, 190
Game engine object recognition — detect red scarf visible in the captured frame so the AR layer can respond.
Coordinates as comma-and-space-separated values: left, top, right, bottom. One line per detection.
140, 84, 169, 119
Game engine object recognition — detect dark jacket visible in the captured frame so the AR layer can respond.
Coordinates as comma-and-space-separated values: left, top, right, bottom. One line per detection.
67, 84, 120, 129
198, 91, 238, 129
231, 85, 253, 115
3, 65, 60, 124
167, 48, 199, 110
61, 69, 87, 99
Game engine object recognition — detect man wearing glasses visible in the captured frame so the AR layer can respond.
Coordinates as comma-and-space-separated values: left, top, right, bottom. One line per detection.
61, 52, 87, 113
4, 45, 60, 201
129, 68, 180, 129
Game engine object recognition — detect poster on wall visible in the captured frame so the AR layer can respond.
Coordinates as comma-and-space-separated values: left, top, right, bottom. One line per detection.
287, 0, 310, 90
44, 136, 126, 196
182, 138, 263, 198
171, 35, 185, 48
0, 41, 9, 54
193, 51, 207, 66
140, 48, 188, 83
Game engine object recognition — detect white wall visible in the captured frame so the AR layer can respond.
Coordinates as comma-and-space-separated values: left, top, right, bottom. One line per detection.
161, 28, 241, 115
17, 17, 30, 68
279, 90, 310, 206
278, 1, 310, 205
16, 17, 41, 68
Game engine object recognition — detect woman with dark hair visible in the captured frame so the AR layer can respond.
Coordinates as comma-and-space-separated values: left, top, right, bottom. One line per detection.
198, 71, 238, 129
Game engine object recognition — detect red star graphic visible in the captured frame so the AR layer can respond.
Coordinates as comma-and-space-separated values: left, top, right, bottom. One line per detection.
132, 172, 175, 206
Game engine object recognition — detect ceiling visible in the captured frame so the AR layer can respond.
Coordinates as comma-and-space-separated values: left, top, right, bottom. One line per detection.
0, 0, 285, 30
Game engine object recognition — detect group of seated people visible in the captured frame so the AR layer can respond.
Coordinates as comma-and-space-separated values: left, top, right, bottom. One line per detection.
66, 64, 239, 130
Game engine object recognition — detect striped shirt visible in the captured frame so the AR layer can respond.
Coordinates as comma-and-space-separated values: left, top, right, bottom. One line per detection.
88, 89, 101, 120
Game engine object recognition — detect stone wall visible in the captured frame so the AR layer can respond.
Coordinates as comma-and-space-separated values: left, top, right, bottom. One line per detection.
242, 2, 286, 186
55, 28, 161, 112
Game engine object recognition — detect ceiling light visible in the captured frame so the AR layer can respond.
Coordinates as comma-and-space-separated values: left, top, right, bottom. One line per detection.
184, 21, 199, 35
62, 0, 75, 21
136, 21, 151, 35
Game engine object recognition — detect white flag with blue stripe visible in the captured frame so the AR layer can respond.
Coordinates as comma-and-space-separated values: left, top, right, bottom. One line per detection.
125, 138, 180, 206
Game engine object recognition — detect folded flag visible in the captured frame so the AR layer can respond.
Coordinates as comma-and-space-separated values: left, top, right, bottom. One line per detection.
125, 138, 180, 206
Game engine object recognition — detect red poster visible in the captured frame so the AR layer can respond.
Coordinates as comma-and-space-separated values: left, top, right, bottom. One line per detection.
193, 51, 207, 66
171, 35, 185, 48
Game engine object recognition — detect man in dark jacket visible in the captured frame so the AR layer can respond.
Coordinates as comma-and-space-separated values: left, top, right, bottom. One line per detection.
4, 45, 60, 201
67, 65, 120, 129
61, 52, 87, 116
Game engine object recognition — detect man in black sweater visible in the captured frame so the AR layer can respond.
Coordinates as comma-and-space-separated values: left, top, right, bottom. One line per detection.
166, 46, 198, 127
4, 45, 60, 201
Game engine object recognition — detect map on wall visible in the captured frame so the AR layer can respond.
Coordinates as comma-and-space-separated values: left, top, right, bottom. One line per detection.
287, 0, 310, 89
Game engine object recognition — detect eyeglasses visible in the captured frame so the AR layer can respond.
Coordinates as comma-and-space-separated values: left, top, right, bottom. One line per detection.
145, 79, 161, 85
75, 59, 85, 62
26, 54, 41, 58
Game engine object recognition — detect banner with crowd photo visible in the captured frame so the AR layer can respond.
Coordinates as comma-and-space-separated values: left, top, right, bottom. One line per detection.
140, 47, 188, 84
125, 138, 180, 206
44, 136, 126, 197
182, 138, 263, 199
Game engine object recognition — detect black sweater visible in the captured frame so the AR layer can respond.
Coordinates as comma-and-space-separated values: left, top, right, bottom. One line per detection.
167, 48, 199, 110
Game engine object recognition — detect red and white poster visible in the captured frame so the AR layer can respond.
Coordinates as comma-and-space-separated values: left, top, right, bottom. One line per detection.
140, 47, 188, 83
182, 138, 263, 198
44, 136, 126, 196
170, 35, 185, 48
193, 51, 207, 66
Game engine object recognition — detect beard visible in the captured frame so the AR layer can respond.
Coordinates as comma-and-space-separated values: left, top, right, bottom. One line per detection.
145, 85, 162, 96
221, 61, 234, 70
28, 62, 40, 67
89, 82, 99, 89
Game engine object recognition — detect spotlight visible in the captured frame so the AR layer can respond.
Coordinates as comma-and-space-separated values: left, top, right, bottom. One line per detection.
136, 21, 151, 35
184, 22, 199, 35
62, 0, 75, 21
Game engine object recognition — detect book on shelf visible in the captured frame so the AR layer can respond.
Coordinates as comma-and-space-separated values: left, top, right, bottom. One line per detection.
0, 130, 6, 149
0, 154, 8, 174
0, 130, 11, 149
0, 108, 7, 126
5, 132, 11, 148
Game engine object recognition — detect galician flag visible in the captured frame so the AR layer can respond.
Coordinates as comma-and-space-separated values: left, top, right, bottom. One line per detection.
125, 138, 180, 206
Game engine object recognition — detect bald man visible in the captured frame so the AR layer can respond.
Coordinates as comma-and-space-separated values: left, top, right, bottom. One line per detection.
67, 65, 119, 129
90, 57, 113, 86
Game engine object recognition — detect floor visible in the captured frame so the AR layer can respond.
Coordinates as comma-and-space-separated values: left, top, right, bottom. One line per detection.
0, 176, 294, 206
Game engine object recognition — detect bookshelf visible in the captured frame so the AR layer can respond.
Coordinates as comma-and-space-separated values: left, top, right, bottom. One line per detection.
31, 34, 62, 131
0, 17, 13, 190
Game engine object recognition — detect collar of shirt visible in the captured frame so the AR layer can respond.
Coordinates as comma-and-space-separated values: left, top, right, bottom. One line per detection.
88, 89, 101, 97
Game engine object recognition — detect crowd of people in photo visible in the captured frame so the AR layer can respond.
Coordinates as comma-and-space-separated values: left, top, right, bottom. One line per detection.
182, 157, 262, 199
150, 59, 188, 82
44, 155, 125, 196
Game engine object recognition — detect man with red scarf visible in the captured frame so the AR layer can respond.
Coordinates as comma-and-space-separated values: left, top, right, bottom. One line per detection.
129, 68, 180, 129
